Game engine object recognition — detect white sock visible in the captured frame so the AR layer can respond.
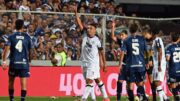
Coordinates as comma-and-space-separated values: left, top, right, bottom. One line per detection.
82, 84, 93, 100
98, 81, 108, 98
90, 86, 96, 101
157, 86, 168, 101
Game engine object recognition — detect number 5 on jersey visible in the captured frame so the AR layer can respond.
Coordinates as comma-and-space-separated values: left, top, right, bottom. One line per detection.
15, 40, 23, 52
132, 43, 139, 55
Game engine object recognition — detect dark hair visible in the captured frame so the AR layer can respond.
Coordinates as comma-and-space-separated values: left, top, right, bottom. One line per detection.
15, 19, 24, 30
151, 27, 160, 35
89, 22, 97, 28
171, 33, 179, 42
129, 23, 138, 34
121, 30, 128, 35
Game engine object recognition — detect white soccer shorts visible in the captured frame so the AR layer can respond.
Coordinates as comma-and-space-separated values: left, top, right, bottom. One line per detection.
152, 64, 166, 82
82, 67, 100, 80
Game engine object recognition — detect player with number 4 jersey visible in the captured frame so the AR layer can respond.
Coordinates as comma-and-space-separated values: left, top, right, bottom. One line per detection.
2, 19, 33, 101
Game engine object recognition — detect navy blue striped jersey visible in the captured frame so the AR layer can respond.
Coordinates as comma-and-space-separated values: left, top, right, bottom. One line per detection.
165, 43, 180, 76
122, 35, 148, 72
6, 32, 33, 69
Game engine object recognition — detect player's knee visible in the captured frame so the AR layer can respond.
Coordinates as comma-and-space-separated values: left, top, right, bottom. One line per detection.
154, 81, 161, 87
118, 80, 124, 83
86, 79, 93, 84
137, 81, 144, 86
94, 78, 101, 84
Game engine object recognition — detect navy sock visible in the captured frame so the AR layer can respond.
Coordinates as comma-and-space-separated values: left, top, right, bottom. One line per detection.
116, 82, 122, 101
177, 84, 180, 92
127, 90, 134, 101
9, 89, 14, 101
172, 88, 179, 101
137, 86, 147, 100
21, 90, 27, 101
151, 83, 156, 101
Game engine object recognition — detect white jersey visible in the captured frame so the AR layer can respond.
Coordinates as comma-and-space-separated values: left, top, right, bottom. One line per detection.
152, 37, 166, 68
81, 34, 102, 69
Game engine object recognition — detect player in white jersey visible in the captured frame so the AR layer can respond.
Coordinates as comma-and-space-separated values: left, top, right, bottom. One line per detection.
143, 28, 169, 101
73, 6, 110, 101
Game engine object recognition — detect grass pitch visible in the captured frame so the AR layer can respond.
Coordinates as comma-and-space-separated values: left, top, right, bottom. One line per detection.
0, 96, 173, 101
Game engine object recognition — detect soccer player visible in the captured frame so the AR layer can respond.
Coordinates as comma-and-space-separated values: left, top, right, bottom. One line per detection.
73, 6, 110, 101
2, 19, 33, 101
120, 23, 149, 101
143, 28, 169, 101
144, 28, 169, 101
165, 33, 180, 101
111, 21, 128, 101
142, 28, 157, 101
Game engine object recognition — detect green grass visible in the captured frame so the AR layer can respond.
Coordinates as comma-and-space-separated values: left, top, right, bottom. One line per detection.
0, 96, 173, 101
0, 96, 117, 101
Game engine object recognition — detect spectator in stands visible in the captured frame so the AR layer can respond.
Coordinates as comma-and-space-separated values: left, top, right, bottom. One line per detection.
18, 0, 31, 19
0, 0, 6, 10
51, 43, 67, 66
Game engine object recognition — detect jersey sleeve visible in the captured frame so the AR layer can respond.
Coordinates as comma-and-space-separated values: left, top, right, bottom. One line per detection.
155, 38, 162, 48
5, 35, 11, 46
121, 39, 127, 52
165, 45, 171, 57
144, 38, 148, 52
28, 36, 34, 49
97, 38, 103, 50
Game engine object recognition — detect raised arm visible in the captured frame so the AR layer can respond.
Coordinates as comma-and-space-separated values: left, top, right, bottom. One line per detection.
111, 21, 117, 41
73, 6, 84, 31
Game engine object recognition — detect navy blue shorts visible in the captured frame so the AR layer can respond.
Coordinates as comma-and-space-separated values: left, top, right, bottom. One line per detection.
167, 74, 180, 84
8, 69, 30, 78
118, 65, 127, 81
127, 70, 146, 83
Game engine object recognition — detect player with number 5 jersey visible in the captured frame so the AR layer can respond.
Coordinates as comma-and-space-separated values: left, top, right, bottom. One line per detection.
120, 23, 149, 101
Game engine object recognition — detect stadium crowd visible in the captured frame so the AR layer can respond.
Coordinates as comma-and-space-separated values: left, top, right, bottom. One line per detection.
0, 0, 175, 65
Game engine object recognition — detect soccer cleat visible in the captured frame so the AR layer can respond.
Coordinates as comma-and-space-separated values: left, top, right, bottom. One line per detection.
103, 98, 110, 101
134, 96, 140, 101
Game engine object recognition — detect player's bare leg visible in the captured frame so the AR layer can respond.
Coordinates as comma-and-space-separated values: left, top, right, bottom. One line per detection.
94, 78, 110, 101
9, 76, 15, 101
20, 77, 27, 101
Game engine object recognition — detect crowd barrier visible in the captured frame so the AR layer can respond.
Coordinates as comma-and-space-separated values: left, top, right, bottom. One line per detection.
0, 66, 171, 96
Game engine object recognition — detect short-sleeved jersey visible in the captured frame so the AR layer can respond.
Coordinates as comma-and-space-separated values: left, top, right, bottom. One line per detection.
165, 43, 180, 76
122, 35, 147, 72
6, 32, 33, 69
117, 38, 127, 65
80, 30, 102, 68
152, 37, 166, 67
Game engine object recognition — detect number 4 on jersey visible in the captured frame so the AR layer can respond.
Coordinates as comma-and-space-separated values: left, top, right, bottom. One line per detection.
173, 52, 180, 62
15, 40, 23, 52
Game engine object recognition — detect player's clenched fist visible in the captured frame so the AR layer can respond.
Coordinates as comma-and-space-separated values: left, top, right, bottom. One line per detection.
2, 61, 7, 70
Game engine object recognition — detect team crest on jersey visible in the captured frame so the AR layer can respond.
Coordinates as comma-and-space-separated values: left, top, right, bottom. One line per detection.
139, 61, 142, 65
